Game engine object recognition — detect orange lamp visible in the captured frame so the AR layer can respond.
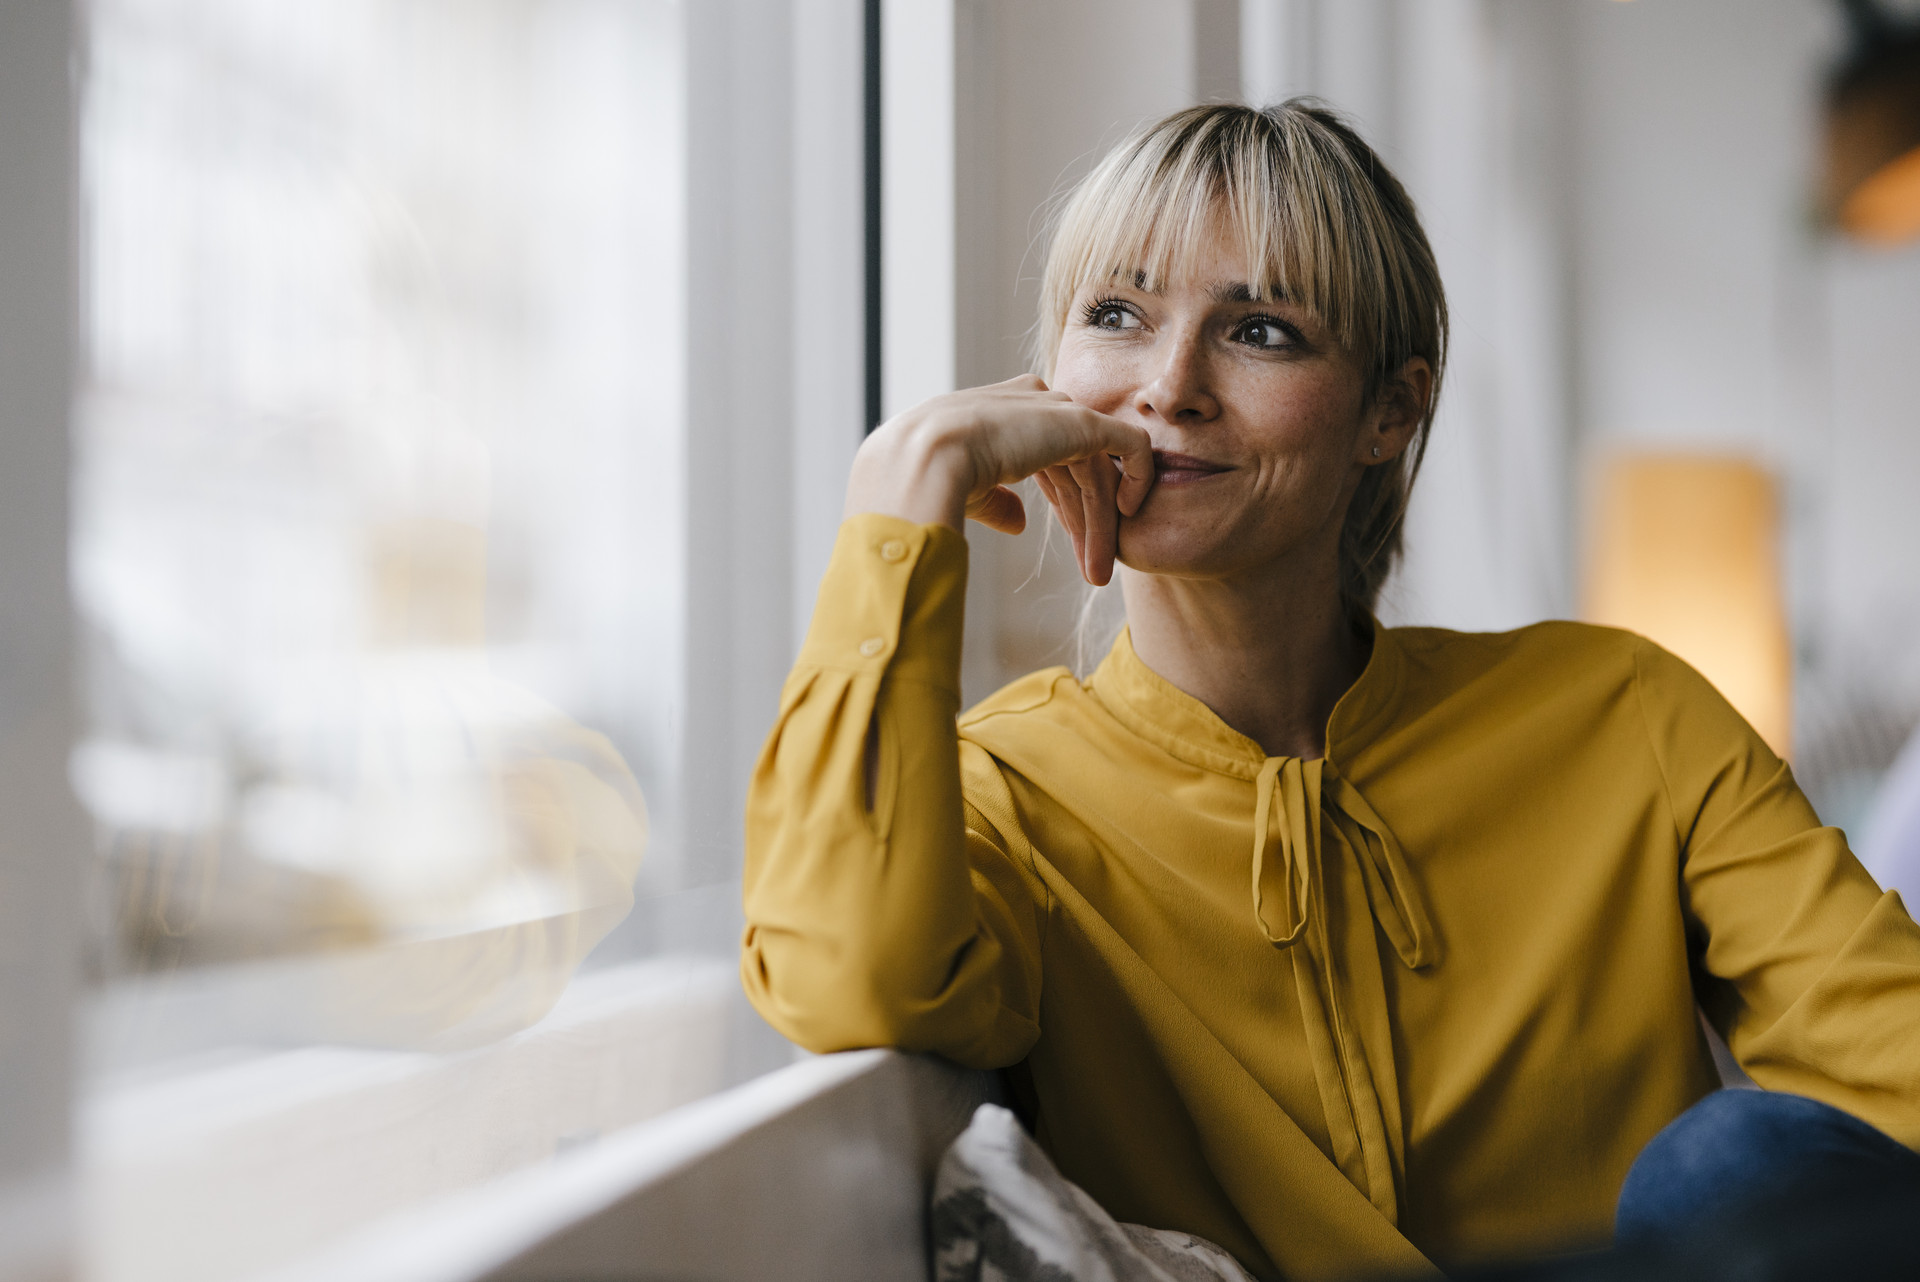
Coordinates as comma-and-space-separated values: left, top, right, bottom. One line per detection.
1826, 0, 1920, 245
1582, 455, 1793, 758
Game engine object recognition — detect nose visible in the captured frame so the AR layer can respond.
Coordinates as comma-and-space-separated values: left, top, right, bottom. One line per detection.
1132, 325, 1219, 425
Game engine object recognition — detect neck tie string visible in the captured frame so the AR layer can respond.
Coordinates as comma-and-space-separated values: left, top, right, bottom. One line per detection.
1250, 758, 1438, 970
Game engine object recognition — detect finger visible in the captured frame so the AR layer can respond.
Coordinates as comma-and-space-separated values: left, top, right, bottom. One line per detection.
1034, 468, 1059, 507
1042, 465, 1091, 576
1067, 456, 1118, 586
979, 397, 1127, 493
1103, 421, 1156, 516
998, 372, 1049, 393
1052, 406, 1150, 514
1077, 459, 1118, 586
1034, 471, 1083, 568
967, 484, 1026, 534
1033, 469, 1064, 525
1042, 465, 1086, 545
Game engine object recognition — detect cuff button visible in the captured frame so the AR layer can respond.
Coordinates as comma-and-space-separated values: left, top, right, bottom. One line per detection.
859, 636, 887, 658
879, 539, 909, 563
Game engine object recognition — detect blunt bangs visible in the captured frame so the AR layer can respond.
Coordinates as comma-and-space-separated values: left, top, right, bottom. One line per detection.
1037, 101, 1441, 404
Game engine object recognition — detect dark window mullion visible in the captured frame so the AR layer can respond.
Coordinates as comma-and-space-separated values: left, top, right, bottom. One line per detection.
863, 0, 883, 433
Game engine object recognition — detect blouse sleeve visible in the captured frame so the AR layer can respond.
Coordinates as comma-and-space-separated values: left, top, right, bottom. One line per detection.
1636, 640, 1920, 1145
739, 513, 1046, 1067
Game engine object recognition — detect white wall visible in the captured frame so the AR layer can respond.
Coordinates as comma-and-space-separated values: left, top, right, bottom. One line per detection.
1571, 0, 1830, 459
1823, 246, 1920, 688
1383, 0, 1579, 631
0, 4, 83, 1279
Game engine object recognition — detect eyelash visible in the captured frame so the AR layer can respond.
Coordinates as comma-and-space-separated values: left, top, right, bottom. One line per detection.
1080, 296, 1136, 327
1234, 314, 1301, 348
1078, 297, 1302, 349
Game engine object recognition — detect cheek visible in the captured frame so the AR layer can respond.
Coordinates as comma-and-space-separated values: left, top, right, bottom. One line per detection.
1049, 340, 1134, 411
1243, 374, 1365, 468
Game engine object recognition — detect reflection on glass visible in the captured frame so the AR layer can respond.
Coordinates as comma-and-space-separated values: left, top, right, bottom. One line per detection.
75, 0, 683, 1051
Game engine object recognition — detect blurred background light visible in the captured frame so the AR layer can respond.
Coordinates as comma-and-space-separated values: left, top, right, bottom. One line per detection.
1583, 455, 1794, 759
1827, 0, 1920, 244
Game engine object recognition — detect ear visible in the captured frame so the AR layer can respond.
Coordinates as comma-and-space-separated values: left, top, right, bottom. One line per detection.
1358, 357, 1432, 466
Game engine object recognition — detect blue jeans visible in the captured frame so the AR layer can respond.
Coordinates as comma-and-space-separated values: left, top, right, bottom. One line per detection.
1615, 1089, 1920, 1247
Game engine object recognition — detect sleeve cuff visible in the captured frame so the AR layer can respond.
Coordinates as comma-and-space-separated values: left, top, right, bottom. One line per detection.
796, 513, 969, 692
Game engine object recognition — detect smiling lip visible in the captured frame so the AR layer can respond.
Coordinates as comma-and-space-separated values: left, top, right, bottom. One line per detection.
1152, 450, 1233, 483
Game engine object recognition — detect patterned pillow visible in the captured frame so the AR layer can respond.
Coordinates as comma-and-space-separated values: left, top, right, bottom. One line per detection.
930, 1104, 1255, 1282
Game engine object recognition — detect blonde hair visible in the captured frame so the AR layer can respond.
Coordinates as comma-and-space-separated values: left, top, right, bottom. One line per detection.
1036, 100, 1448, 620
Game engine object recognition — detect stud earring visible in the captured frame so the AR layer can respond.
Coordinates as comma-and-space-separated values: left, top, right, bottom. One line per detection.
1371, 446, 1381, 458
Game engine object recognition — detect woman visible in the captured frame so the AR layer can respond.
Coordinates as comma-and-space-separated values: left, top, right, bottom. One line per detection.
740, 102, 1920, 1278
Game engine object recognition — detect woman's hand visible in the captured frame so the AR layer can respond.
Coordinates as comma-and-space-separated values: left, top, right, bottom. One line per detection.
844, 375, 1154, 586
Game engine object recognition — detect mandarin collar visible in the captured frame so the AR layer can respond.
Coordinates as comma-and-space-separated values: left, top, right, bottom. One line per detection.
1088, 621, 1403, 779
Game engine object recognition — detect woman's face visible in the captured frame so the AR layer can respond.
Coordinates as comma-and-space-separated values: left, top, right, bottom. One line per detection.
1050, 220, 1423, 583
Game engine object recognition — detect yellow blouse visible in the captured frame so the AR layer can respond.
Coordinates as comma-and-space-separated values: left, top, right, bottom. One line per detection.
741, 515, 1920, 1279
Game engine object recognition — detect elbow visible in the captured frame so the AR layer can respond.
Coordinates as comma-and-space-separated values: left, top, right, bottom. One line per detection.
739, 932, 937, 1054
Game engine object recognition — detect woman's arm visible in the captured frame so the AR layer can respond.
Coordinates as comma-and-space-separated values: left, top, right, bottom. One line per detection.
739, 378, 1150, 1064
1639, 641, 1920, 1144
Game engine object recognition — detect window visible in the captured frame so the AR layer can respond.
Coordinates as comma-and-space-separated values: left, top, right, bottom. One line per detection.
71, 0, 856, 1274
78, 0, 686, 1047
65, 3, 831, 1275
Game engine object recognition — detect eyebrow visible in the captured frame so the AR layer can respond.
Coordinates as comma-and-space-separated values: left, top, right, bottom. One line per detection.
1214, 282, 1304, 305
1111, 270, 1290, 306
1120, 272, 1283, 304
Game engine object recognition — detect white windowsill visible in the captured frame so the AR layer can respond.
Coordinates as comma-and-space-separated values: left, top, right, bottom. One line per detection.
82, 955, 773, 1282
257, 1048, 996, 1282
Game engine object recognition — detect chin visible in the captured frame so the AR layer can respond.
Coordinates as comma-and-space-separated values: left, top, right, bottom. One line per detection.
1114, 516, 1238, 580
